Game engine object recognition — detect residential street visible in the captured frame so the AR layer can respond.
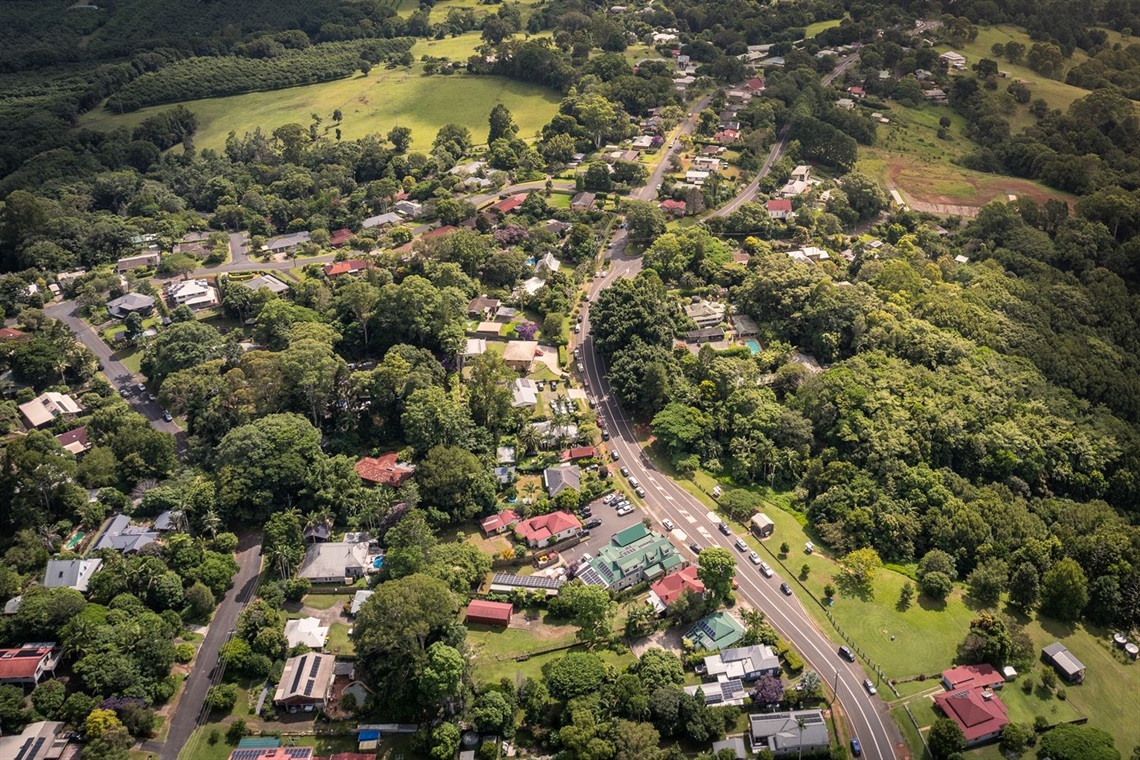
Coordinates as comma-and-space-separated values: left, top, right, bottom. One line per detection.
160, 533, 263, 760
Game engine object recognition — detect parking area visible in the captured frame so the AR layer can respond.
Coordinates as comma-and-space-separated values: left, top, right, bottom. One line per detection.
560, 492, 654, 567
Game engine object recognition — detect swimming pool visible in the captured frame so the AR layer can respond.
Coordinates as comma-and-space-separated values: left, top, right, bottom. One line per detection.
744, 339, 761, 354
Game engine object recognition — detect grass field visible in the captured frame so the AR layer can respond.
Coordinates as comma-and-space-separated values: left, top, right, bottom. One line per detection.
804, 18, 844, 38
179, 728, 358, 760
302, 593, 350, 611
326, 622, 355, 655
468, 613, 636, 684
79, 33, 560, 152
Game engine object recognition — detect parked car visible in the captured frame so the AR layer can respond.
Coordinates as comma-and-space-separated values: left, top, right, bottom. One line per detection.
662, 519, 674, 531
759, 561, 774, 578
635, 487, 646, 498
689, 543, 701, 554
748, 551, 761, 564
780, 582, 793, 596
579, 507, 592, 518
620, 466, 630, 477
628, 476, 639, 488
850, 738, 861, 757
602, 494, 616, 505
577, 530, 591, 539
735, 538, 748, 552
838, 646, 856, 662
616, 505, 634, 516
601, 430, 610, 440
717, 522, 731, 536
574, 348, 580, 358
586, 518, 603, 529
863, 679, 877, 695
611, 450, 620, 461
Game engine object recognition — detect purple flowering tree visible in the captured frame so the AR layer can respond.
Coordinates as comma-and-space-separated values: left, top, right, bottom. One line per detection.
493, 225, 530, 246
516, 321, 538, 340
753, 674, 784, 705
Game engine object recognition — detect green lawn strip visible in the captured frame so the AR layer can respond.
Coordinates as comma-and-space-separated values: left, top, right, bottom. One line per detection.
889, 703, 927, 759
302, 593, 351, 611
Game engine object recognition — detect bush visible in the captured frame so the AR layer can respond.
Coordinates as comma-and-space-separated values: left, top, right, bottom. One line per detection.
213, 533, 239, 553
226, 718, 248, 745
783, 650, 804, 674
206, 684, 238, 713
174, 643, 195, 663
283, 578, 311, 602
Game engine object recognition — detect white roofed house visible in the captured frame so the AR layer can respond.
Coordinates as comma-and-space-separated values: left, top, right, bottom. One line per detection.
168, 279, 218, 310
362, 212, 402, 229
19, 392, 83, 429
297, 541, 372, 583
42, 558, 103, 592
284, 617, 330, 650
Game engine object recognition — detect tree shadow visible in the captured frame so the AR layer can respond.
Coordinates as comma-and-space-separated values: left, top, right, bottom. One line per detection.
1038, 615, 1078, 639
961, 593, 998, 613
834, 572, 874, 603
917, 594, 947, 612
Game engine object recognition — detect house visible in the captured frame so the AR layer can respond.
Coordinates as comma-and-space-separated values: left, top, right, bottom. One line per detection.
731, 314, 759, 338
631, 135, 656, 150
685, 678, 749, 706
648, 565, 705, 611
673, 75, 696, 91
538, 252, 562, 274
42, 558, 102, 592
836, 97, 856, 110
578, 523, 686, 592
322, 259, 372, 279
685, 299, 726, 328
464, 338, 487, 361
685, 327, 725, 344
55, 426, 91, 455
362, 212, 402, 229
496, 306, 519, 324
0, 327, 29, 342
532, 420, 578, 447
788, 246, 829, 263
711, 738, 748, 760
744, 77, 766, 92
153, 510, 183, 532
329, 228, 354, 248
685, 611, 746, 651
559, 446, 598, 462
355, 453, 415, 488
940, 50, 967, 69
511, 378, 538, 408
467, 296, 501, 319
174, 231, 210, 256
0, 720, 70, 760
19, 392, 82, 429
275, 653, 336, 712
779, 179, 810, 197
297, 542, 372, 583
544, 219, 572, 236
284, 617, 330, 650
107, 292, 156, 319
847, 86, 866, 98
693, 156, 722, 171
244, 274, 290, 294
1042, 642, 1086, 683
726, 90, 752, 104
116, 252, 160, 272
923, 88, 948, 103
704, 644, 781, 680
685, 170, 711, 185
503, 341, 539, 372
228, 748, 314, 760
915, 68, 932, 80
474, 320, 501, 336
766, 198, 793, 220
714, 129, 740, 145
491, 194, 528, 215
266, 232, 312, 254
349, 590, 374, 617
933, 686, 1009, 746
571, 192, 596, 211
91, 514, 159, 553
394, 200, 423, 218
543, 465, 582, 498
660, 199, 687, 217
749, 710, 830, 756
0, 645, 59, 685
749, 512, 775, 538
303, 520, 332, 543
169, 279, 218, 309
942, 664, 1004, 692
466, 599, 513, 627
480, 509, 521, 536
652, 31, 679, 44
448, 160, 486, 176
516, 511, 580, 549
791, 165, 811, 182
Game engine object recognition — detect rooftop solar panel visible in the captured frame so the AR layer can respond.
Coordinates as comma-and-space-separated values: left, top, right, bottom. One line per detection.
491, 573, 564, 589
309, 657, 321, 677
303, 680, 315, 696
287, 748, 312, 757
289, 663, 304, 693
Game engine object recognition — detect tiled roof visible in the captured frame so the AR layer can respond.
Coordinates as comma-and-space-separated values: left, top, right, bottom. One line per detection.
355, 453, 415, 487
516, 510, 581, 542
650, 565, 705, 605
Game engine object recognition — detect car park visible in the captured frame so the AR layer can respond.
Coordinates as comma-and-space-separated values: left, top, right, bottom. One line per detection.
780, 582, 793, 596
850, 739, 861, 757
735, 538, 748, 552
759, 562, 774, 578
748, 551, 761, 564
863, 679, 877, 695
662, 519, 674, 531
838, 646, 856, 662
717, 522, 731, 536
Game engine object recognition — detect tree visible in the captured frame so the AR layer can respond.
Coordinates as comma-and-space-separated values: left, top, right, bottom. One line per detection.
488, 104, 518, 144
0, 685, 29, 734
263, 509, 305, 579
337, 280, 380, 347
215, 413, 325, 521
898, 581, 914, 610
839, 172, 888, 220
841, 547, 883, 587
415, 445, 495, 523
966, 559, 1007, 607
385, 509, 438, 578
613, 720, 664, 760
543, 651, 608, 700
624, 200, 667, 244
697, 547, 736, 602
752, 674, 783, 705
419, 642, 466, 707
471, 690, 513, 735
388, 126, 413, 153
429, 723, 461, 760
928, 717, 967, 760
1040, 558, 1089, 621
631, 649, 684, 688
959, 613, 1015, 667
560, 582, 618, 645
31, 679, 66, 719
206, 684, 238, 712
1008, 562, 1040, 611
922, 571, 954, 600
1037, 724, 1120, 760
1000, 722, 1030, 755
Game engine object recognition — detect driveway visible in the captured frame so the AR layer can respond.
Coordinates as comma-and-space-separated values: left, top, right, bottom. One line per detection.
160, 533, 262, 760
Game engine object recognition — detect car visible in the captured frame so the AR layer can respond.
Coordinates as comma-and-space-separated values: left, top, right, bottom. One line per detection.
136, 383, 146, 392
662, 519, 674, 531
616, 505, 634, 516
863, 679, 877, 695
717, 522, 731, 536
602, 494, 616, 505
735, 538, 749, 552
611, 450, 620, 461
574, 348, 581, 358
162, 411, 173, 422
690, 543, 701, 553
759, 561, 774, 578
577, 363, 584, 372
588, 399, 596, 408
780, 582, 793, 596
628, 476, 639, 487
574, 325, 581, 333
838, 646, 856, 662
577, 529, 591, 539
635, 487, 647, 498
602, 430, 610, 440
850, 738, 861, 757
119, 389, 129, 398
579, 506, 592, 516
748, 551, 761, 564
577, 314, 583, 323
620, 466, 630, 477
580, 553, 593, 563
586, 518, 603, 529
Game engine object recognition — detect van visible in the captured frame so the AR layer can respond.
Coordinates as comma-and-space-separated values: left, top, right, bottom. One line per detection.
838, 646, 856, 662
717, 522, 731, 536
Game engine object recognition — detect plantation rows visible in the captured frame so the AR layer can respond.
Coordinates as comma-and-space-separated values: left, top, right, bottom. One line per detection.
105, 38, 414, 112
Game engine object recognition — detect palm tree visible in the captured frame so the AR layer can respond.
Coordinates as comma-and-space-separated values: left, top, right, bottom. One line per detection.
518, 424, 541, 456
38, 523, 61, 551
201, 508, 221, 540
796, 716, 807, 760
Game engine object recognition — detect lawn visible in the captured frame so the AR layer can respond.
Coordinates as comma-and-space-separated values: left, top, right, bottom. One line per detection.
79, 41, 560, 152
112, 347, 144, 374
804, 17, 844, 38
326, 622, 355, 656
303, 593, 351, 611
468, 613, 636, 684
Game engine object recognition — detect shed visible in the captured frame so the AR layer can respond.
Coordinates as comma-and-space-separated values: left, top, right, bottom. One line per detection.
749, 513, 775, 538
466, 600, 513, 627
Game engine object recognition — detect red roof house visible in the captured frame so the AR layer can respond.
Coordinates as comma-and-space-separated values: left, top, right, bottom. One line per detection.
423, 225, 459, 239
559, 446, 598, 462
491, 194, 528, 215
515, 510, 582, 548
847, 86, 866, 98
744, 77, 766, 92
941, 664, 1004, 692
56, 426, 91, 455
659, 199, 687, 217
329, 228, 354, 248
480, 509, 521, 536
229, 750, 314, 760
766, 198, 793, 219
649, 566, 704, 608
355, 453, 415, 487
0, 327, 28, 341
933, 687, 1009, 746
466, 599, 513, 627
0, 646, 58, 684
714, 129, 740, 145
323, 258, 372, 279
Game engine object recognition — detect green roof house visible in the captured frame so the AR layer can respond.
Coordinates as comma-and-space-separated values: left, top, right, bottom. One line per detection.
685, 611, 745, 652
578, 523, 686, 592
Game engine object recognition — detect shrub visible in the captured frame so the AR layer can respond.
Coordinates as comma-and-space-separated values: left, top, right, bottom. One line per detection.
174, 643, 195, 663
206, 684, 238, 712
226, 718, 248, 744
783, 650, 804, 674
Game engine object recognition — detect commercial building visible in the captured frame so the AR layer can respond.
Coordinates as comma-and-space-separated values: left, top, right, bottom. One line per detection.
578, 523, 686, 592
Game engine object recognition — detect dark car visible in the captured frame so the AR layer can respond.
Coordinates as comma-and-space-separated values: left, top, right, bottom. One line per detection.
689, 543, 701, 554
586, 518, 603, 529
838, 646, 856, 662
780, 582, 793, 596
850, 738, 861, 757
717, 522, 731, 536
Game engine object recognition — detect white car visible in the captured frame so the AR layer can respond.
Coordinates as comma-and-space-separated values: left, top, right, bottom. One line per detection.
662, 519, 674, 531
749, 552, 761, 565
759, 562, 774, 578
616, 505, 634, 516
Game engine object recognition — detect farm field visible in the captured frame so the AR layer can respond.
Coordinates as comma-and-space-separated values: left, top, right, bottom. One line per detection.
79, 34, 559, 151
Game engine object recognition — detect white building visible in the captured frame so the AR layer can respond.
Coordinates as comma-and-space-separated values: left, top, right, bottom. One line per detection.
169, 279, 218, 309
